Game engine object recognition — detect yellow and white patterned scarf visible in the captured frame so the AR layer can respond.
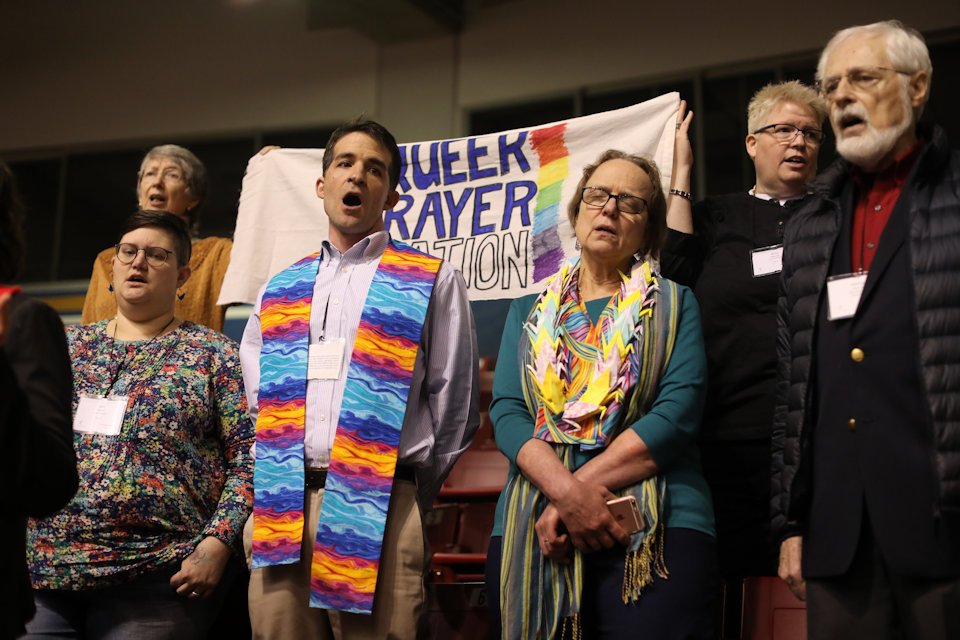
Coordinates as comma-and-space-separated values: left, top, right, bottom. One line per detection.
500, 256, 680, 639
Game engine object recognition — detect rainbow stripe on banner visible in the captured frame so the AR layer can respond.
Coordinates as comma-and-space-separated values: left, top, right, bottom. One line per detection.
530, 123, 569, 282
309, 241, 440, 614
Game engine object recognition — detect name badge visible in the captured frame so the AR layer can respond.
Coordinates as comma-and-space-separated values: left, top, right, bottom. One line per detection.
826, 272, 868, 321
74, 395, 128, 436
751, 244, 783, 277
308, 340, 345, 380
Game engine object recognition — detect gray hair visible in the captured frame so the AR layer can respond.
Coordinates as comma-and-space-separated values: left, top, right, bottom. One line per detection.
566, 149, 667, 259
747, 81, 827, 134
817, 20, 932, 115
137, 144, 208, 224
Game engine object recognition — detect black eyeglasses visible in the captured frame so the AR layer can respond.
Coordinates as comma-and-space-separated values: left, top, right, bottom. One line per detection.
580, 186, 647, 215
816, 66, 913, 100
115, 243, 176, 267
753, 123, 825, 145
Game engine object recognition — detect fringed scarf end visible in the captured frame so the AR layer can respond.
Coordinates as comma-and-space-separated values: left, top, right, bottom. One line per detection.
621, 523, 669, 604
559, 613, 581, 640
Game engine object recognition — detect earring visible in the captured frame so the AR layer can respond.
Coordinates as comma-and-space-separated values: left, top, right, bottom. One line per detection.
108, 283, 114, 293
575, 240, 581, 251
177, 290, 186, 301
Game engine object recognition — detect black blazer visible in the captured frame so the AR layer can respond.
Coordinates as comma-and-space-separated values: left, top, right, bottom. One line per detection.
773, 125, 960, 580
803, 170, 960, 578
0, 294, 77, 639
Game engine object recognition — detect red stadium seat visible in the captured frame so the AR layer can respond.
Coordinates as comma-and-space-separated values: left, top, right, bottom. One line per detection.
740, 576, 807, 640
424, 356, 503, 636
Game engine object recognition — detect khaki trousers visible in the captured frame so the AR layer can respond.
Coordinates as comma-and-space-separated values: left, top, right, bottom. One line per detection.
244, 480, 426, 639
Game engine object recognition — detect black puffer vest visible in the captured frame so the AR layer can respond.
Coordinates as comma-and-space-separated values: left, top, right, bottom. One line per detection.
771, 123, 960, 539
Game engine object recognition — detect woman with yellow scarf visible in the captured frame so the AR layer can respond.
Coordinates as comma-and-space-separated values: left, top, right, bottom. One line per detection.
486, 149, 717, 638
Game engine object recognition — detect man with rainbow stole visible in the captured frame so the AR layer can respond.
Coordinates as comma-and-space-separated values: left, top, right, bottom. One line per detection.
239, 118, 480, 638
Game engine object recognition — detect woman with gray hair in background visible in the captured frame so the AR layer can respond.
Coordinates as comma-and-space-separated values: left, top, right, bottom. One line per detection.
81, 144, 233, 332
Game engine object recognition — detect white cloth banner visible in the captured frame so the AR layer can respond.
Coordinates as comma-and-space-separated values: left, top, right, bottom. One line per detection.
219, 93, 680, 304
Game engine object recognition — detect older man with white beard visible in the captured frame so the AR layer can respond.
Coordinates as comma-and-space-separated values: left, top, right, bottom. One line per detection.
771, 20, 960, 640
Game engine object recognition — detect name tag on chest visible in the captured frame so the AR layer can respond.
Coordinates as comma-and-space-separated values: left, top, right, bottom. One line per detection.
74, 395, 128, 436
826, 272, 868, 321
308, 340, 346, 380
751, 244, 783, 277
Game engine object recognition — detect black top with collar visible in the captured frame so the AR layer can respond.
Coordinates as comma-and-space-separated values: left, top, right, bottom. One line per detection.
661, 192, 798, 441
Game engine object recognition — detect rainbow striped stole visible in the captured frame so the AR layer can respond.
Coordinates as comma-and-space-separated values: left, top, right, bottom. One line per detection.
251, 250, 322, 568
309, 241, 440, 613
250, 240, 441, 617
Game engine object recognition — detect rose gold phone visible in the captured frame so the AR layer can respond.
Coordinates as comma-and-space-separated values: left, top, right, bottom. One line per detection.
606, 495, 645, 534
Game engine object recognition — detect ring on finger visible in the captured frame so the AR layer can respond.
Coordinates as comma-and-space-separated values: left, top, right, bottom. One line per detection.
189, 591, 201, 599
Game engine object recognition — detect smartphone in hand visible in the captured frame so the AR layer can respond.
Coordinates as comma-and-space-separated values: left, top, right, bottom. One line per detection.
606, 495, 645, 534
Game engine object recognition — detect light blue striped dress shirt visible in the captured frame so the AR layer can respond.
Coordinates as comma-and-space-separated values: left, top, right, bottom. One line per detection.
239, 231, 481, 506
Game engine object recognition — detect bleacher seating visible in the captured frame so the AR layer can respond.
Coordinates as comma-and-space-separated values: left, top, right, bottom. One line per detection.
425, 357, 504, 637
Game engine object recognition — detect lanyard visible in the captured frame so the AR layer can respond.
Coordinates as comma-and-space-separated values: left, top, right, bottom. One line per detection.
102, 316, 177, 396
316, 290, 334, 343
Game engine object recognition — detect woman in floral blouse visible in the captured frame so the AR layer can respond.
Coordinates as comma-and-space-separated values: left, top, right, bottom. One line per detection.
26, 210, 253, 639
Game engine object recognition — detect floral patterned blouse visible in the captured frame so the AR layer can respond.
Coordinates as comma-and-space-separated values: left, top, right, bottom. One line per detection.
28, 320, 254, 590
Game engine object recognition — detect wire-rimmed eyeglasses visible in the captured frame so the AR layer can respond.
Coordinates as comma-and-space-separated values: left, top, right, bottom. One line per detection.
816, 66, 913, 100
753, 123, 825, 145
115, 243, 176, 267
580, 186, 647, 215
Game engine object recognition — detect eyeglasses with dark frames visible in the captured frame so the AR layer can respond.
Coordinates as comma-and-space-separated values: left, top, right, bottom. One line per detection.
753, 123, 825, 145
115, 243, 176, 268
816, 66, 913, 100
580, 186, 647, 215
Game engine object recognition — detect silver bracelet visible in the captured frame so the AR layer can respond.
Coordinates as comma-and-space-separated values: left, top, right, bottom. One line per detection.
669, 188, 693, 202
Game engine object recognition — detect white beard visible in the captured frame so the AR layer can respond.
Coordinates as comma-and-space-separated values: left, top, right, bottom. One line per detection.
834, 87, 915, 172
836, 117, 913, 171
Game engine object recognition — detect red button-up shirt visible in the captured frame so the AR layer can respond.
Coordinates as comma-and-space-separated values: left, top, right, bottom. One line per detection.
850, 141, 924, 272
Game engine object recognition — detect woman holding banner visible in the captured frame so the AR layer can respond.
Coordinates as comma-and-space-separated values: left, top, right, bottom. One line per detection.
487, 149, 716, 638
661, 89, 824, 590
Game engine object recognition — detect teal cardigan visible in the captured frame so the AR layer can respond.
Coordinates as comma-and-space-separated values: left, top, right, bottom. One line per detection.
490, 285, 715, 538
